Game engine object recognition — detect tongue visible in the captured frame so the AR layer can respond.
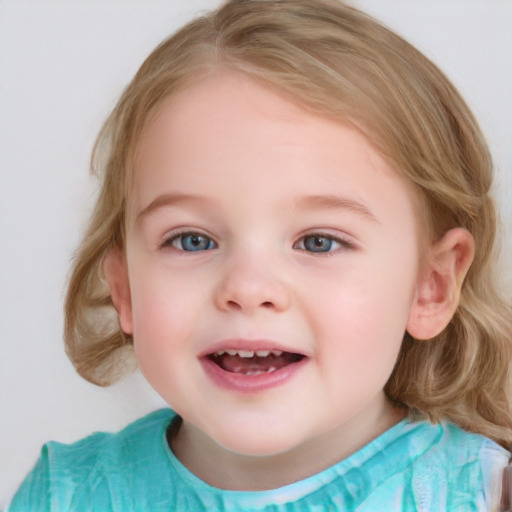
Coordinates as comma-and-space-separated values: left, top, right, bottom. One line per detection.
212, 353, 302, 374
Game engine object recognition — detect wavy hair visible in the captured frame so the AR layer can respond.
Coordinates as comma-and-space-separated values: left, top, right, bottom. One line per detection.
64, 0, 512, 446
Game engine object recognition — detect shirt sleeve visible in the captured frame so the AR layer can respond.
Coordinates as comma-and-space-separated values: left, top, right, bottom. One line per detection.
481, 440, 510, 512
6, 446, 52, 512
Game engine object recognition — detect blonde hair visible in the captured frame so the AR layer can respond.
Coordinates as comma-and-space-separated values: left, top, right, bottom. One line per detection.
64, 0, 512, 446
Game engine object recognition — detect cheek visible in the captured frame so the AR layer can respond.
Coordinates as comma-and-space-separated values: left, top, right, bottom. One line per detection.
129, 260, 204, 329
324, 254, 416, 324
314, 287, 407, 402
129, 285, 193, 403
310, 249, 417, 364
128, 275, 192, 364
127, 261, 218, 376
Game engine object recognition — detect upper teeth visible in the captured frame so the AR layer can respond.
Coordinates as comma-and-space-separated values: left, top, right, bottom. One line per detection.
214, 349, 283, 358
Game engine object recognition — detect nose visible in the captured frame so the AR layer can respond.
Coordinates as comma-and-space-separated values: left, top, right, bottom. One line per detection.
214, 252, 291, 313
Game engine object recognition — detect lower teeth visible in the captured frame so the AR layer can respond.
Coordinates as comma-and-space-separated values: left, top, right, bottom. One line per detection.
237, 367, 277, 376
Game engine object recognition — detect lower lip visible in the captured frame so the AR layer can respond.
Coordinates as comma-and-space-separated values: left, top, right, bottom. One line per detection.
200, 357, 307, 393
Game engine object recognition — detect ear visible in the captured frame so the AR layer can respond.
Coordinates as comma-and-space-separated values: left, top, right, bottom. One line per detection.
407, 228, 474, 340
103, 247, 133, 335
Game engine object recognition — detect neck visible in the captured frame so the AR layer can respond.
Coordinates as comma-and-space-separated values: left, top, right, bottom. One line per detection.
169, 397, 407, 491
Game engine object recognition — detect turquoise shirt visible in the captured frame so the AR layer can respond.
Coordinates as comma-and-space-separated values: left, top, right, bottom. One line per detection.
8, 409, 509, 511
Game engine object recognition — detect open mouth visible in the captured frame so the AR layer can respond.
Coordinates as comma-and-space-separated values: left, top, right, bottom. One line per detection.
207, 349, 305, 376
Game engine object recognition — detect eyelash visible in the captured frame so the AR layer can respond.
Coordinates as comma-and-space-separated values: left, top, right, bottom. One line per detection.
161, 230, 354, 255
161, 230, 217, 252
293, 233, 355, 254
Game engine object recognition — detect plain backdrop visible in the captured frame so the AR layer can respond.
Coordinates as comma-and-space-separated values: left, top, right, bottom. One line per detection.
1, 0, 511, 506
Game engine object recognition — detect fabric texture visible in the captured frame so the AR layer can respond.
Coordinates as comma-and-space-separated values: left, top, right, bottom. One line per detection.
8, 408, 509, 511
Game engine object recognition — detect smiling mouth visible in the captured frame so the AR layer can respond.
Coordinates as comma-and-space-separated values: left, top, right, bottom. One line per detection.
208, 349, 305, 376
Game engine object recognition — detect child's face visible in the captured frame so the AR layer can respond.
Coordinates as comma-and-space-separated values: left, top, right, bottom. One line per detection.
117, 73, 423, 459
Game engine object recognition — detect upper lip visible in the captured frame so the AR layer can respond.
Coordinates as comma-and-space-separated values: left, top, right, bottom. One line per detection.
198, 339, 308, 358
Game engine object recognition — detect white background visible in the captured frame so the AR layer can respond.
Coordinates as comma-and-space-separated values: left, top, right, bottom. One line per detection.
1, 0, 511, 506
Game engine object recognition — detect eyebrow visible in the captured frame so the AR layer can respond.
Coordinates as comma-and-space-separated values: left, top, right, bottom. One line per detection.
135, 193, 217, 222
294, 195, 378, 222
136, 192, 377, 223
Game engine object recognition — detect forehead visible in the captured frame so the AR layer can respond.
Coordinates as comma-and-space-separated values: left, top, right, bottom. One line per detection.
130, 72, 420, 233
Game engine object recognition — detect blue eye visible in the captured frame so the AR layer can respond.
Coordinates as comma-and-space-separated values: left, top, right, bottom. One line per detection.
295, 234, 350, 253
168, 233, 216, 251
303, 235, 335, 252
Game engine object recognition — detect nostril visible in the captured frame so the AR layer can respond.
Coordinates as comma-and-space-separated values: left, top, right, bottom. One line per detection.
227, 300, 242, 310
262, 301, 273, 308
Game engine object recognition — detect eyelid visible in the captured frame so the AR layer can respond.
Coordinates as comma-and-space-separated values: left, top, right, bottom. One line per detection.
293, 230, 357, 253
159, 228, 218, 251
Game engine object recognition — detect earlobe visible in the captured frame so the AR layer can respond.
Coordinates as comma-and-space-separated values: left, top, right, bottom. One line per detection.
407, 228, 475, 340
103, 247, 134, 335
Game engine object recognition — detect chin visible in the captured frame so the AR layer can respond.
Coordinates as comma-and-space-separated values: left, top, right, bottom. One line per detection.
209, 423, 306, 458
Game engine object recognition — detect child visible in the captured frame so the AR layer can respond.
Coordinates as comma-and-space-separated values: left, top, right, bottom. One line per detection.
8, 0, 512, 510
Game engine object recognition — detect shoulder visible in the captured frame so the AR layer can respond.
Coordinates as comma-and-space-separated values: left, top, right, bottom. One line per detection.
7, 409, 176, 512
403, 419, 509, 510
50, 408, 173, 456
409, 419, 509, 471
44, 408, 174, 474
